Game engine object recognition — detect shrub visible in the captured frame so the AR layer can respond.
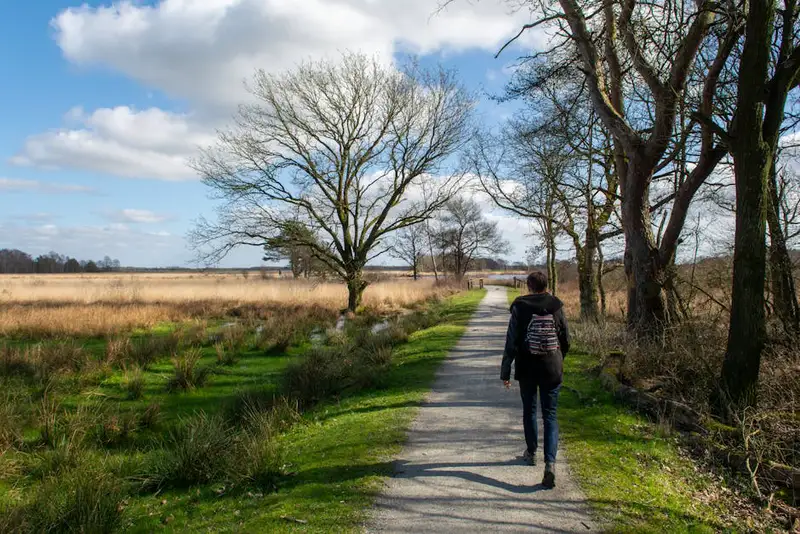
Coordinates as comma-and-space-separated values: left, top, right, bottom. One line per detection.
93, 411, 138, 447
352, 340, 393, 391
38, 391, 62, 448
256, 308, 334, 352
105, 336, 132, 365
0, 385, 24, 452
37, 341, 91, 380
121, 366, 145, 400
0, 404, 23, 452
386, 322, 410, 345
139, 402, 161, 430
129, 334, 180, 369
572, 320, 627, 361
12, 464, 123, 533
284, 329, 395, 407
0, 345, 35, 378
324, 329, 349, 347
221, 324, 248, 352
175, 322, 208, 348
167, 348, 211, 392
2, 341, 93, 383
140, 412, 234, 489
240, 395, 300, 435
225, 388, 276, 424
214, 342, 239, 367
238, 428, 284, 491
265, 315, 297, 352
26, 437, 83, 479
234, 398, 298, 490
38, 392, 103, 450
284, 346, 347, 405
399, 310, 439, 334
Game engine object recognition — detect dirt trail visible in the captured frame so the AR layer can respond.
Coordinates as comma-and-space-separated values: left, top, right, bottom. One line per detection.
368, 286, 596, 533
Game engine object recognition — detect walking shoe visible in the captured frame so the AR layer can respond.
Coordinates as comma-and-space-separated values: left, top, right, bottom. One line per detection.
522, 450, 537, 466
542, 462, 556, 488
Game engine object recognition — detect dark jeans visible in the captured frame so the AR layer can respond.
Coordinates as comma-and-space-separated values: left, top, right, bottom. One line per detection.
519, 379, 560, 464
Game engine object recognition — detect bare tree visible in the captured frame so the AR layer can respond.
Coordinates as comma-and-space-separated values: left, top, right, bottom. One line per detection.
390, 224, 426, 280
262, 220, 323, 279
767, 157, 800, 336
472, 97, 619, 319
437, 196, 510, 281
495, 0, 737, 336
191, 53, 475, 311
716, 0, 800, 414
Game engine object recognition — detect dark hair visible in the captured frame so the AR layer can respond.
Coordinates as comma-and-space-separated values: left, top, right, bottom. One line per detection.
526, 271, 548, 293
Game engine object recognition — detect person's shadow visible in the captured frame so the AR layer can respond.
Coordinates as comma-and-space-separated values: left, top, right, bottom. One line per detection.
394, 458, 552, 495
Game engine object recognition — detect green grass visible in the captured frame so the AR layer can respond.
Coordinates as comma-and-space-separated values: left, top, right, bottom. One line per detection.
508, 288, 740, 533
561, 353, 738, 533
113, 289, 486, 532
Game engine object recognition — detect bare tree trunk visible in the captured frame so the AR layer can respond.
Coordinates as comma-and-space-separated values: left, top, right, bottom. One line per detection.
598, 242, 607, 317
579, 120, 601, 322
664, 259, 682, 321
346, 272, 368, 313
716, 0, 773, 415
578, 230, 600, 321
545, 218, 558, 295
622, 163, 668, 335
425, 219, 439, 282
718, 148, 769, 412
767, 163, 800, 336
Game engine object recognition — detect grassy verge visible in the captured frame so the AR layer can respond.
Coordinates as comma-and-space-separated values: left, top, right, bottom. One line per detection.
507, 288, 742, 533
115, 289, 486, 532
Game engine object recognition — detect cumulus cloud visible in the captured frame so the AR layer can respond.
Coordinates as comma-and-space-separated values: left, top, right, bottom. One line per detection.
11, 107, 212, 181
0, 177, 95, 194
15, 1, 546, 182
52, 0, 542, 108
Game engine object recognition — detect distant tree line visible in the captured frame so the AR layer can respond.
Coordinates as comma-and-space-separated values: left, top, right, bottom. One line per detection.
0, 249, 122, 274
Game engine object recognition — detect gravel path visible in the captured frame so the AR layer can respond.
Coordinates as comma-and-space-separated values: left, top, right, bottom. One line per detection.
368, 286, 596, 533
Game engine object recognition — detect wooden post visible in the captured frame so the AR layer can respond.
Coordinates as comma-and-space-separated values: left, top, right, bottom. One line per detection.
479, 278, 484, 289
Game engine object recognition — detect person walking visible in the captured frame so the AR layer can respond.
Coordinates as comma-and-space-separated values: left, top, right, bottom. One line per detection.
501, 271, 570, 488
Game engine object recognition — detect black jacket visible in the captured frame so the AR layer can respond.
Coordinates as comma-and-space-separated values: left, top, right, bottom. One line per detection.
501, 292, 570, 383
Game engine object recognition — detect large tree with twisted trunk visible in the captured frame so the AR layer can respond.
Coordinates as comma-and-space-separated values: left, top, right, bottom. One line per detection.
191, 53, 474, 312
496, 0, 737, 335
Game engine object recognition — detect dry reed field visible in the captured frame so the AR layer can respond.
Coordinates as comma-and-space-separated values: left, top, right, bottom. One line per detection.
0, 273, 453, 337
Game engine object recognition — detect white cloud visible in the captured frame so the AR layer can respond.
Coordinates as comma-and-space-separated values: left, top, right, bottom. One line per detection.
16, 1, 547, 182
11, 106, 213, 181
52, 0, 542, 108
109, 209, 171, 224
0, 221, 187, 267
0, 178, 96, 194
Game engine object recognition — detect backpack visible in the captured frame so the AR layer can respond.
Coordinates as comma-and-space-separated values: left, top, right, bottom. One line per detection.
526, 313, 559, 355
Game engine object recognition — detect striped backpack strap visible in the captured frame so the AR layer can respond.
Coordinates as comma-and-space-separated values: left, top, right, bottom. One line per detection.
526, 313, 559, 355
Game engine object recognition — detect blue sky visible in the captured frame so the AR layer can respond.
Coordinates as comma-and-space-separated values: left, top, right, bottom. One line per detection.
0, 0, 540, 267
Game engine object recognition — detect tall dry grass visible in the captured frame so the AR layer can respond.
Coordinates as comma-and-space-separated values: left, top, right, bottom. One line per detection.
0, 273, 443, 306
0, 274, 452, 337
